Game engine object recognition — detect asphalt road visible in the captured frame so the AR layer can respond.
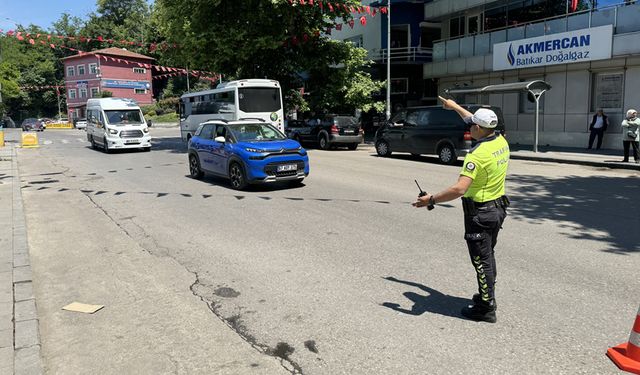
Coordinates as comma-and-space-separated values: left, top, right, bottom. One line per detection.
11, 128, 640, 374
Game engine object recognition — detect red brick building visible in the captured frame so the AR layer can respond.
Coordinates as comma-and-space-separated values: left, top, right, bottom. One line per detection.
62, 47, 154, 120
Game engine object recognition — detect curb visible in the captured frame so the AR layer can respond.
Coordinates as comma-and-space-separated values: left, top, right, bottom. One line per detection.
360, 142, 640, 171
510, 154, 640, 171
9, 144, 44, 375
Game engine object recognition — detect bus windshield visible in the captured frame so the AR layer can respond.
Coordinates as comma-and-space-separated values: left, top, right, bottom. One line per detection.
229, 123, 286, 142
238, 88, 280, 113
105, 110, 144, 125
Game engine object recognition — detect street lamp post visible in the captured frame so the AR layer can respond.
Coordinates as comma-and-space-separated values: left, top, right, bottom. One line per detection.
386, 1, 391, 121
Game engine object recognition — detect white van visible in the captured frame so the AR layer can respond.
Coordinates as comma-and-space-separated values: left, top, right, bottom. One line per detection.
86, 98, 152, 152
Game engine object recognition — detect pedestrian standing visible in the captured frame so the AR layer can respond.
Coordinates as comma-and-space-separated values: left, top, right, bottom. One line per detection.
587, 109, 609, 150
621, 109, 640, 163
413, 96, 510, 323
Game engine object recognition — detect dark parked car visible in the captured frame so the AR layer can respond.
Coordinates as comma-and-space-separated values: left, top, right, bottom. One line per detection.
374, 105, 505, 164
286, 115, 362, 150
1, 116, 16, 128
21, 118, 45, 132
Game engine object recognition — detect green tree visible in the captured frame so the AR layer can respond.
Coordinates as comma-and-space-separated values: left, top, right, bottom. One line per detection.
154, 0, 383, 114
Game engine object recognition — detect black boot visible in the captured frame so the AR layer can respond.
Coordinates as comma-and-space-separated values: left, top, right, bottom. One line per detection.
473, 293, 497, 310
462, 300, 497, 323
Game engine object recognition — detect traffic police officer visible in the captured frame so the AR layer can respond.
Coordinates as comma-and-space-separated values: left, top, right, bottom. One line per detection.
413, 96, 510, 323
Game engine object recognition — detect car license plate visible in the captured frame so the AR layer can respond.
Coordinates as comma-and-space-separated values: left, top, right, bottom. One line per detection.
124, 139, 140, 144
277, 164, 297, 172
344, 130, 354, 134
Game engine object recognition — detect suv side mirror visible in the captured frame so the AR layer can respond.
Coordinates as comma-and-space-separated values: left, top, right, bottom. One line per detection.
214, 136, 226, 143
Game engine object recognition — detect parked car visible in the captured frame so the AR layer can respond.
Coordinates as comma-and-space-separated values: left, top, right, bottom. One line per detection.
74, 118, 87, 129
1, 116, 16, 128
286, 115, 362, 150
21, 118, 44, 132
374, 105, 505, 164
188, 119, 309, 190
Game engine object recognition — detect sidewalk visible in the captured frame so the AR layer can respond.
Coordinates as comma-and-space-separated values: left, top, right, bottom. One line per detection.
360, 139, 640, 171
0, 139, 44, 375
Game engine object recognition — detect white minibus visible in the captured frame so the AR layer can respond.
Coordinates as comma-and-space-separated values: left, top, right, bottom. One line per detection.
179, 79, 284, 141
86, 98, 152, 152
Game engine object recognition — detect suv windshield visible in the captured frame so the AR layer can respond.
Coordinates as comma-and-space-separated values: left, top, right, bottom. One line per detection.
105, 110, 144, 125
229, 123, 285, 142
238, 88, 281, 113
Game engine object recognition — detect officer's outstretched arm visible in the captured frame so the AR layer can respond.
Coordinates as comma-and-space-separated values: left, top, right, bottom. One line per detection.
438, 96, 473, 120
413, 176, 473, 208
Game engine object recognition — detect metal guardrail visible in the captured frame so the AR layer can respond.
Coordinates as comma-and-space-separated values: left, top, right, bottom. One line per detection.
369, 47, 433, 63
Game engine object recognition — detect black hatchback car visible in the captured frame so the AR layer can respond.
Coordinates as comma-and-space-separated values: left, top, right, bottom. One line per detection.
286, 115, 363, 150
374, 105, 505, 164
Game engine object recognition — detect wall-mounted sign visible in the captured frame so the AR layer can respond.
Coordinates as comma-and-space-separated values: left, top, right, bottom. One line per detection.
101, 80, 151, 89
493, 25, 612, 71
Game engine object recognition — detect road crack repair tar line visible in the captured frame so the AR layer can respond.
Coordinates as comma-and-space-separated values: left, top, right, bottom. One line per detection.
81, 191, 305, 375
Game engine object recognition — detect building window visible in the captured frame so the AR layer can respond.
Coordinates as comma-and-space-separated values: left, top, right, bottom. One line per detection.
345, 35, 363, 48
390, 78, 408, 94
68, 89, 77, 99
67, 66, 75, 77
91, 87, 100, 98
449, 16, 464, 38
134, 88, 147, 94
79, 88, 88, 98
89, 64, 98, 74
77, 65, 85, 75
591, 72, 624, 111
133, 67, 146, 74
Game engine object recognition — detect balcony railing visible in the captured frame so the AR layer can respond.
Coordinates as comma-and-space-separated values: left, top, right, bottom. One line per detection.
369, 47, 433, 63
432, 2, 640, 62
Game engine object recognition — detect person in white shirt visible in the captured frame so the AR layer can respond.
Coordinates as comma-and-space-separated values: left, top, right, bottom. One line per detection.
587, 109, 609, 150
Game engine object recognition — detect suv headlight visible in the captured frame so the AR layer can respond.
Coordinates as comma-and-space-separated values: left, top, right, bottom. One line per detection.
143, 127, 149, 133
108, 128, 118, 135
245, 147, 263, 153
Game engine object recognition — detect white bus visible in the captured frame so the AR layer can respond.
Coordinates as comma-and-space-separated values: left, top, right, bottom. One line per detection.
179, 79, 284, 141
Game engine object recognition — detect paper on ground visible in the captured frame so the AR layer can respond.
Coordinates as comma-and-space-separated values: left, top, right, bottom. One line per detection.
62, 302, 105, 314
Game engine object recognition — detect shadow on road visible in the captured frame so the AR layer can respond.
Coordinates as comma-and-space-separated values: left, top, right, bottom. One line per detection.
506, 174, 640, 254
151, 137, 188, 153
369, 153, 464, 168
381, 276, 469, 319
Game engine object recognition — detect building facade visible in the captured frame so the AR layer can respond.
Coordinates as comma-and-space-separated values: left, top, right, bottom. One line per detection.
330, 0, 640, 148
329, 0, 437, 112
423, 0, 640, 148
63, 47, 154, 120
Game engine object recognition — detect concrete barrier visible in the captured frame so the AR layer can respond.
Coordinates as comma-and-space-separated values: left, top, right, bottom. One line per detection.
47, 123, 73, 129
20, 132, 39, 148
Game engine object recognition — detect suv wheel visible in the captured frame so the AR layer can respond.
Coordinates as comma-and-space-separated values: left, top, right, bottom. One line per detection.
438, 144, 456, 165
229, 162, 248, 190
189, 154, 204, 179
318, 134, 330, 150
376, 140, 391, 157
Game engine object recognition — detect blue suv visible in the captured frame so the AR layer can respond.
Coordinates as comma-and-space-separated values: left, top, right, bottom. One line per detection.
188, 120, 309, 190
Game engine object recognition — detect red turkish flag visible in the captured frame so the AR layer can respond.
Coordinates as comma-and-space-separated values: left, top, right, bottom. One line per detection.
17, 32, 24, 41
336, 23, 342, 31
328, 3, 334, 12
360, 16, 367, 26
299, 0, 305, 4
319, 1, 323, 10
97, 36, 104, 41
29, 39, 35, 44
50, 44, 55, 49
348, 20, 354, 29
309, 0, 313, 5
381, 7, 388, 14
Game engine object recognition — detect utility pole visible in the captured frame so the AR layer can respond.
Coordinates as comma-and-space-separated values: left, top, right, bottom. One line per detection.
186, 66, 190, 92
386, 0, 392, 121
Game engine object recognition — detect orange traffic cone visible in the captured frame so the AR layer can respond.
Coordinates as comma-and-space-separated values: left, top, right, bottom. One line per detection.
607, 305, 640, 374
